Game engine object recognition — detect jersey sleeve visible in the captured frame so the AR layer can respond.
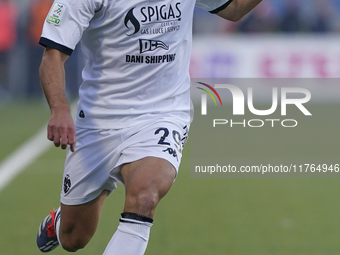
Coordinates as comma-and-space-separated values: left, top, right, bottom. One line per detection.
39, 0, 103, 55
195, 0, 233, 14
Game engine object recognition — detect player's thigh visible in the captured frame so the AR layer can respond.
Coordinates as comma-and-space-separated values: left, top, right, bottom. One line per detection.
59, 189, 109, 239
121, 157, 176, 217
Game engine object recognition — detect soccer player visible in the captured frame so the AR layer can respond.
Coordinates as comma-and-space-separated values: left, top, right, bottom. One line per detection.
36, 0, 261, 253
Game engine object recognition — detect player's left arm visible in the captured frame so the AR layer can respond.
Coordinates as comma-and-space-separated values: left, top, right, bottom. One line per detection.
216, 0, 262, 21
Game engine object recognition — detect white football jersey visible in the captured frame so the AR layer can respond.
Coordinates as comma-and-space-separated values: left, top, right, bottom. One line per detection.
40, 0, 232, 128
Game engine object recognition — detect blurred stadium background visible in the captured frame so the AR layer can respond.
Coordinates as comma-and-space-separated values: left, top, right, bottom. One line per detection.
1, 0, 340, 254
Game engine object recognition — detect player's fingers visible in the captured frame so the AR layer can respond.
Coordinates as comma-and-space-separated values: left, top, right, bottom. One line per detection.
47, 125, 54, 141
68, 132, 76, 152
53, 127, 61, 148
70, 141, 76, 152
60, 137, 68, 150
59, 126, 68, 150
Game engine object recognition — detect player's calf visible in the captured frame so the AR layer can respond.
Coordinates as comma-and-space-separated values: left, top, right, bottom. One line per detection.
57, 190, 108, 252
59, 233, 89, 252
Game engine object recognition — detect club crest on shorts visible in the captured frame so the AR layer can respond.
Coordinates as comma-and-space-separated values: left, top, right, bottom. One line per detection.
46, 2, 67, 26
79, 110, 85, 118
64, 174, 71, 194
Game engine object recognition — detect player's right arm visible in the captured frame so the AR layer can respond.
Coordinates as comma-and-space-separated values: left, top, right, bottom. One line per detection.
39, 47, 76, 152
39, 0, 102, 151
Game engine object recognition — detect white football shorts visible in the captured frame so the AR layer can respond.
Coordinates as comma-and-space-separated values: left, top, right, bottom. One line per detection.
60, 118, 189, 205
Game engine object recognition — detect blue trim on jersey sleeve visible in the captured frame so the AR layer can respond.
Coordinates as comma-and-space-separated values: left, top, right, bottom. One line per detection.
39, 37, 73, 56
209, 0, 233, 14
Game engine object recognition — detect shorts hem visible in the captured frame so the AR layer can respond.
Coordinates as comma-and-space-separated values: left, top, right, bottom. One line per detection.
60, 187, 116, 206
111, 155, 180, 185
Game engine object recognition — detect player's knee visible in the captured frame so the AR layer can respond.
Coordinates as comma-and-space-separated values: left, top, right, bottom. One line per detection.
138, 194, 157, 211
126, 192, 158, 215
60, 234, 90, 252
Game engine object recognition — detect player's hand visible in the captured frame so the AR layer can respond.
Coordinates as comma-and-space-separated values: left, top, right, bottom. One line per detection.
47, 108, 76, 152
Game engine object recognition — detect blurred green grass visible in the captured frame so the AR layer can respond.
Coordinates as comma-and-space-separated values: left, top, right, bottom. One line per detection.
0, 101, 50, 162
1, 102, 340, 255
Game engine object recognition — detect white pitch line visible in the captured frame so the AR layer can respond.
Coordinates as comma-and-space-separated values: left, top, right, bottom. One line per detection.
0, 125, 52, 192
0, 103, 77, 193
